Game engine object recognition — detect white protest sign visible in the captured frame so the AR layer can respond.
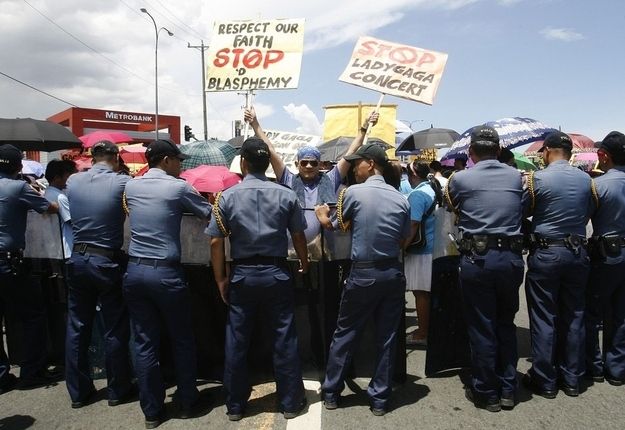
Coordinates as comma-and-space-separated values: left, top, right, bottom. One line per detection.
265, 129, 321, 169
339, 36, 448, 105
205, 19, 305, 92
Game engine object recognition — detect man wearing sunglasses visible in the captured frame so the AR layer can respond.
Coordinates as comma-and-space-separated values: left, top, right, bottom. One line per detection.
244, 107, 378, 244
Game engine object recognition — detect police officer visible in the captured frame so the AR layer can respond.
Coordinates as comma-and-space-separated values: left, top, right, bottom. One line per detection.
446, 126, 525, 412
208, 137, 309, 421
523, 131, 595, 398
315, 143, 411, 416
123, 139, 211, 429
0, 144, 60, 393
64, 141, 134, 408
585, 131, 625, 385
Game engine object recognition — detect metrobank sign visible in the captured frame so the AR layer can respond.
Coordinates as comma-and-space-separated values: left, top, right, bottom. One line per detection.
104, 111, 154, 123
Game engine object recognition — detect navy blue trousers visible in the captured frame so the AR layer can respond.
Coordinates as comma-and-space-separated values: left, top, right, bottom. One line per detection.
123, 262, 198, 417
224, 264, 304, 414
459, 250, 524, 402
0, 258, 47, 381
65, 253, 133, 403
586, 249, 625, 380
322, 262, 405, 409
526, 247, 590, 389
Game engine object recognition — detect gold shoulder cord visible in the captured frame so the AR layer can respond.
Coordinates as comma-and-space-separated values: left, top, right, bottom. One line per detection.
122, 192, 129, 216
212, 191, 230, 237
443, 171, 459, 216
527, 170, 536, 214
590, 178, 600, 209
336, 188, 351, 232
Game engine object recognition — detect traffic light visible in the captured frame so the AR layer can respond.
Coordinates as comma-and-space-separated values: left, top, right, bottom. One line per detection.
184, 125, 192, 141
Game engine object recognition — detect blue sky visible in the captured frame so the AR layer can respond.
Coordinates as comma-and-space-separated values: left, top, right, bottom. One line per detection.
0, 0, 623, 141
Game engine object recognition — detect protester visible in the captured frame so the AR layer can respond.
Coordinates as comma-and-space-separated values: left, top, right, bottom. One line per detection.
523, 131, 595, 398
454, 154, 468, 171
315, 143, 411, 416
207, 137, 309, 421
64, 141, 134, 409
497, 147, 517, 168
123, 139, 211, 428
446, 126, 525, 412
429, 160, 448, 189
44, 159, 77, 259
0, 144, 60, 393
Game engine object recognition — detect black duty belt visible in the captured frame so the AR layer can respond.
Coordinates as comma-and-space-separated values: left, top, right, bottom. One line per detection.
0, 250, 23, 260
232, 256, 287, 266
459, 235, 524, 254
73, 243, 118, 259
533, 235, 587, 248
128, 257, 179, 268
352, 258, 399, 269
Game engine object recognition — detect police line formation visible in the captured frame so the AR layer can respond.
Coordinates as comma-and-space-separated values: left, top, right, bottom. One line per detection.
1, 108, 625, 429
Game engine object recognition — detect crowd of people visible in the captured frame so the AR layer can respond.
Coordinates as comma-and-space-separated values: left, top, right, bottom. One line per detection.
1, 111, 625, 428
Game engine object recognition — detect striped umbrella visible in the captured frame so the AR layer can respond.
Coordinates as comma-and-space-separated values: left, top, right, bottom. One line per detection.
180, 140, 238, 170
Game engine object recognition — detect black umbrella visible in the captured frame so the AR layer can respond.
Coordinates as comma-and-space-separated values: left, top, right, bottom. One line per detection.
318, 136, 392, 162
0, 117, 82, 151
227, 135, 244, 149
396, 127, 460, 155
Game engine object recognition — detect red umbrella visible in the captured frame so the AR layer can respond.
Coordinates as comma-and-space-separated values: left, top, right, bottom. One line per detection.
118, 144, 147, 164
73, 155, 93, 171
179, 165, 241, 193
524, 133, 595, 154
80, 130, 133, 147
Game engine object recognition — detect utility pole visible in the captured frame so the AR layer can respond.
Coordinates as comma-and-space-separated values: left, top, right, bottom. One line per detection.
188, 40, 209, 141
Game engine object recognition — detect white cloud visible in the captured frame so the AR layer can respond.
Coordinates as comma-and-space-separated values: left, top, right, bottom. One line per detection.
282, 103, 323, 135
540, 27, 585, 42
497, 0, 523, 5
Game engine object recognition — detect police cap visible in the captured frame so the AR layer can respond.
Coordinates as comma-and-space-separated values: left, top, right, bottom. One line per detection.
91, 140, 119, 156
599, 131, 625, 158
240, 137, 270, 163
538, 131, 573, 152
344, 143, 389, 166
145, 139, 189, 161
0, 144, 23, 166
470, 125, 500, 146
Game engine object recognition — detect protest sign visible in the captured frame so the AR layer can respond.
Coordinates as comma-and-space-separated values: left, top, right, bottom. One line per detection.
265, 129, 321, 170
339, 36, 448, 105
205, 19, 305, 92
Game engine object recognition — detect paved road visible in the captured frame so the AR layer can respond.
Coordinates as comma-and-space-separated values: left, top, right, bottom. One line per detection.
2, 288, 624, 430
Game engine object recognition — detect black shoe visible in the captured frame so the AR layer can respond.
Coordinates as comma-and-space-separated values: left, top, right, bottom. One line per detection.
18, 369, 62, 390
558, 380, 579, 397
522, 373, 557, 399
144, 410, 166, 429
324, 399, 338, 410
500, 393, 515, 410
585, 372, 605, 383
0, 374, 18, 395
370, 406, 387, 416
283, 398, 307, 419
605, 372, 625, 386
227, 412, 243, 422
71, 387, 97, 409
109, 383, 139, 407
465, 387, 501, 412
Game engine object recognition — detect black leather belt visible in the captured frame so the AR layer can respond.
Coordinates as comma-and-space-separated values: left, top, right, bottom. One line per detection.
0, 250, 22, 259
128, 257, 179, 268
73, 243, 118, 259
537, 236, 587, 247
352, 258, 399, 269
460, 235, 524, 254
232, 256, 287, 266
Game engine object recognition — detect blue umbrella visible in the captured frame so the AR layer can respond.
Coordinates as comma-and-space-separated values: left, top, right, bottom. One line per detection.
442, 117, 557, 161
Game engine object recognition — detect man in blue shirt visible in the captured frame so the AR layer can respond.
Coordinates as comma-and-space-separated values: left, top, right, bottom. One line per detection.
44, 159, 77, 259
65, 141, 134, 409
123, 139, 211, 428
585, 131, 625, 386
0, 144, 59, 393
207, 137, 309, 421
315, 143, 411, 416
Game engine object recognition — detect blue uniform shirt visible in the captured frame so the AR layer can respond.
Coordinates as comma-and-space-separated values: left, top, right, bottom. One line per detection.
591, 166, 625, 237
448, 159, 523, 236
125, 168, 211, 261
528, 159, 594, 238
407, 181, 435, 255
206, 173, 306, 259
0, 173, 50, 251
336, 175, 411, 261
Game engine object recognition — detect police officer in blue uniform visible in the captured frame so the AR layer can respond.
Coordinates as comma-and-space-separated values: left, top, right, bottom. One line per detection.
585, 131, 625, 385
123, 139, 211, 429
0, 144, 60, 393
446, 126, 525, 412
208, 137, 309, 421
315, 143, 411, 416
64, 141, 134, 408
523, 131, 595, 398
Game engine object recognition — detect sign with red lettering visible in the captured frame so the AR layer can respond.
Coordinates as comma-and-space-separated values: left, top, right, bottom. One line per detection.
339, 36, 448, 105
205, 18, 305, 92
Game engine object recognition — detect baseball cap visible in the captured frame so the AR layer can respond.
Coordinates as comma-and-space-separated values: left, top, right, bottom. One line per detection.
344, 143, 389, 166
538, 131, 573, 152
0, 144, 23, 166
240, 137, 270, 163
599, 131, 625, 157
470, 125, 500, 145
91, 140, 119, 155
145, 139, 189, 161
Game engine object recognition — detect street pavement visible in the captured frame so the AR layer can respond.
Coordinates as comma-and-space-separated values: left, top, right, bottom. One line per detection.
1, 287, 624, 430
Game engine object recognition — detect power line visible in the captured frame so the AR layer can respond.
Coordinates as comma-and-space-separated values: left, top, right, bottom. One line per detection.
0, 70, 78, 107
152, 0, 209, 40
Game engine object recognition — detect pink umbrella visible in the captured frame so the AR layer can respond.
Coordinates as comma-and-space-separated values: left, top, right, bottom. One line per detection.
524, 133, 595, 154
118, 144, 147, 164
179, 165, 241, 193
573, 152, 598, 161
80, 130, 134, 148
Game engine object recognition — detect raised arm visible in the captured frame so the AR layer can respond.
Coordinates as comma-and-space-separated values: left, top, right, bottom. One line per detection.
244, 106, 286, 180
336, 111, 380, 178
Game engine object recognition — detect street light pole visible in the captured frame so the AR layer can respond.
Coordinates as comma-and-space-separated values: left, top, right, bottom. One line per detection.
141, 8, 173, 140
